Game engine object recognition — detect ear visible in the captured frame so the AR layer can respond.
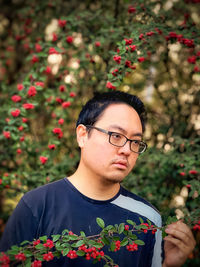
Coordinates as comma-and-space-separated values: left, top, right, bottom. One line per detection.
76, 124, 88, 148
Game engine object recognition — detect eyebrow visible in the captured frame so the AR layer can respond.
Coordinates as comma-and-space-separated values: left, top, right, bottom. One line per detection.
108, 125, 143, 138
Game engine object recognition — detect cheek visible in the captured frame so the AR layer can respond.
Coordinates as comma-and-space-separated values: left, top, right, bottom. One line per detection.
88, 142, 113, 166
95, 143, 112, 162
129, 155, 139, 168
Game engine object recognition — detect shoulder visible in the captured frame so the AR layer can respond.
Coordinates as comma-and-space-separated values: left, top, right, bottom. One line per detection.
111, 186, 162, 227
122, 187, 159, 211
24, 178, 67, 199
21, 178, 68, 213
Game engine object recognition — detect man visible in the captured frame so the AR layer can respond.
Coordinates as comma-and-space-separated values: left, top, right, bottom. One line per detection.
0, 91, 196, 266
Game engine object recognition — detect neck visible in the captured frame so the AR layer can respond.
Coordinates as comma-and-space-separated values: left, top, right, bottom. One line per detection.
68, 163, 120, 201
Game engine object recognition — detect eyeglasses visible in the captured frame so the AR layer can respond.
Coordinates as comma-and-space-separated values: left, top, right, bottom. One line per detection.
85, 125, 147, 154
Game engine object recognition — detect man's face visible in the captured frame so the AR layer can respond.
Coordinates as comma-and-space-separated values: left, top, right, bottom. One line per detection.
79, 103, 143, 184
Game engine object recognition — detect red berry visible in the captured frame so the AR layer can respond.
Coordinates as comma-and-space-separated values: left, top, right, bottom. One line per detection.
124, 225, 129, 231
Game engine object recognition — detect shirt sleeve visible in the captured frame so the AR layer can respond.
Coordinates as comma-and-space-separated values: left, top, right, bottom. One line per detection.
0, 197, 39, 252
151, 215, 163, 267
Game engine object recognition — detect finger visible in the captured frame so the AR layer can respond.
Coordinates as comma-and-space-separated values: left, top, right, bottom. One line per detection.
166, 222, 196, 247
164, 235, 190, 253
167, 221, 189, 234
165, 227, 196, 250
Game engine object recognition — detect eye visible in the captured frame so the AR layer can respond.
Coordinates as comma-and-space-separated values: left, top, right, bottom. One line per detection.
132, 140, 141, 145
111, 133, 122, 140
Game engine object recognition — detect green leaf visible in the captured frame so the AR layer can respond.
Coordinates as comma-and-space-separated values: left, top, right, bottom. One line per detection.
119, 48, 127, 55
55, 243, 63, 251
126, 220, 136, 226
147, 219, 152, 226
93, 242, 104, 248
96, 217, 105, 229
62, 236, 70, 242
125, 68, 133, 72
88, 240, 96, 246
118, 223, 124, 234
7, 119, 16, 125
105, 225, 114, 231
24, 250, 32, 257
139, 217, 144, 224
12, 133, 19, 140
139, 224, 148, 229
35, 86, 44, 91
165, 216, 177, 225
20, 240, 30, 246
39, 235, 47, 242
101, 236, 110, 245
162, 230, 167, 239
128, 233, 137, 240
112, 81, 121, 87
52, 234, 61, 242
104, 254, 113, 261
62, 229, 68, 235
110, 241, 116, 251
37, 52, 47, 58
134, 239, 145, 245
73, 240, 85, 247
120, 238, 128, 246
62, 248, 70, 256
35, 244, 44, 249
8, 250, 19, 255
80, 231, 86, 237
69, 235, 78, 240
11, 245, 20, 250
25, 258, 32, 267
61, 242, 70, 249
35, 255, 43, 261
76, 250, 85, 256
53, 251, 61, 258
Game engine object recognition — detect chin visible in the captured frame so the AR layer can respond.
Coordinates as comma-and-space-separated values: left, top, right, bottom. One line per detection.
103, 175, 126, 184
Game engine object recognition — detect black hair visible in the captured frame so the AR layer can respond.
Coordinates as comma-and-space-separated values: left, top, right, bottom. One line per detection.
76, 91, 147, 132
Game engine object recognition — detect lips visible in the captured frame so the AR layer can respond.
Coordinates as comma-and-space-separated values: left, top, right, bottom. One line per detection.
112, 160, 128, 169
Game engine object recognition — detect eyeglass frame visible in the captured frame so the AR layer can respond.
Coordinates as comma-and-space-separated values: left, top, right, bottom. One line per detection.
85, 125, 147, 154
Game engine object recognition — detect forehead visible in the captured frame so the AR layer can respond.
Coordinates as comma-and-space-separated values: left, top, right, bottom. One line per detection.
95, 103, 143, 133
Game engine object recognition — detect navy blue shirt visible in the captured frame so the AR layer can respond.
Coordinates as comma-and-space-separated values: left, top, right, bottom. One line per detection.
0, 178, 162, 266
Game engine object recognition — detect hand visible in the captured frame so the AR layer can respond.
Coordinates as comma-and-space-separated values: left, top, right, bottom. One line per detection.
162, 220, 196, 267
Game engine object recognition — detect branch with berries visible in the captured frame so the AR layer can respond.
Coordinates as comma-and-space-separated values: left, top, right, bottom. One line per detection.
1, 214, 200, 267
0, 217, 161, 267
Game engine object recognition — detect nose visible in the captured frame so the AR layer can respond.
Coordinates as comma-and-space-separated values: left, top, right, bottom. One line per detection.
117, 140, 132, 155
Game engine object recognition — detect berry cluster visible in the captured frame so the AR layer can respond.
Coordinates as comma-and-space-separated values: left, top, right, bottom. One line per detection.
0, 253, 10, 267
114, 240, 121, 252
124, 224, 129, 231
141, 223, 157, 234
14, 252, 26, 261
126, 242, 138, 251
33, 239, 40, 246
193, 220, 200, 231
43, 251, 54, 261
78, 245, 105, 260
43, 239, 54, 248
66, 250, 78, 259
31, 260, 42, 267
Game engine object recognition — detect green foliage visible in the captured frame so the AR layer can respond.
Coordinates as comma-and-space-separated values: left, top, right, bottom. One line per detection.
1, 219, 154, 266
0, 0, 200, 265
123, 137, 200, 226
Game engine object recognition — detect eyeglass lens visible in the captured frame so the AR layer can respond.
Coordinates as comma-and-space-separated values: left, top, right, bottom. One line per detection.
110, 133, 145, 153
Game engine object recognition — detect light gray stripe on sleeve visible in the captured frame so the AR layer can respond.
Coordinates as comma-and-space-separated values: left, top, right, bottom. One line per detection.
111, 194, 161, 226
111, 194, 162, 267
151, 229, 162, 267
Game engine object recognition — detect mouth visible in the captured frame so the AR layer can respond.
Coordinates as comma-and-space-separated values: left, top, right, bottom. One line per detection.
112, 160, 128, 170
